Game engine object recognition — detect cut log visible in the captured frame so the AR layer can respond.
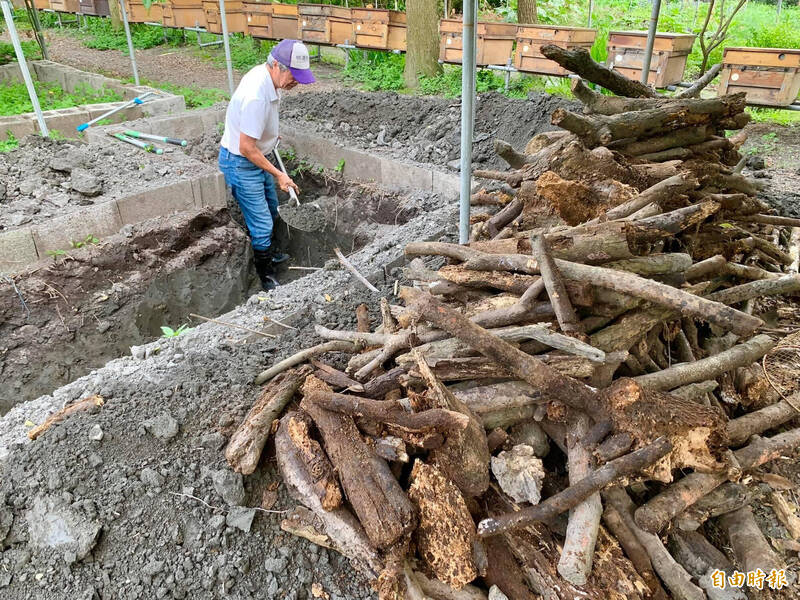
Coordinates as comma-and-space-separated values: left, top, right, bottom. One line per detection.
685, 255, 727, 281
284, 412, 343, 511
408, 460, 478, 590
677, 63, 722, 98
594, 432, 634, 463
311, 360, 365, 392
399, 287, 601, 419
300, 376, 415, 548
255, 341, 358, 385
413, 349, 491, 497
634, 427, 800, 533
633, 334, 775, 391
413, 569, 489, 600
557, 413, 602, 586
615, 127, 711, 156
674, 482, 751, 531
477, 437, 672, 537
770, 491, 800, 539
483, 196, 524, 239
275, 412, 382, 577
483, 537, 536, 600
718, 505, 783, 574
602, 253, 692, 277
727, 394, 800, 446
602, 502, 668, 600
540, 46, 657, 98
738, 213, 800, 227
530, 233, 581, 335
668, 530, 746, 600
603, 486, 705, 600
225, 366, 312, 475
356, 303, 370, 333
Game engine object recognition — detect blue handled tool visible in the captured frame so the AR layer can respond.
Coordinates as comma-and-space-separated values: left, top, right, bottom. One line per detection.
76, 92, 157, 132
123, 129, 188, 147
108, 132, 163, 155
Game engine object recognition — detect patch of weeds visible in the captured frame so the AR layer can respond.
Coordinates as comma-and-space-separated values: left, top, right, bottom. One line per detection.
161, 323, 192, 338
45, 249, 66, 259
335, 159, 345, 173
77, 16, 183, 53
124, 77, 228, 109
69, 234, 100, 249
0, 81, 123, 116
343, 51, 405, 92
0, 40, 41, 65
747, 107, 800, 127
747, 131, 779, 156
198, 35, 276, 72
0, 133, 18, 153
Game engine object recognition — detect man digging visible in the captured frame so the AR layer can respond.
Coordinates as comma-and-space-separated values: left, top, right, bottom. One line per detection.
218, 39, 316, 290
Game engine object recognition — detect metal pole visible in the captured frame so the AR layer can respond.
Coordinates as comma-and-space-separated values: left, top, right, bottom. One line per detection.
459, 0, 477, 245
219, 0, 235, 95
1, 0, 48, 137
25, 0, 50, 60
444, 0, 448, 18
776, 0, 782, 21
118, 0, 140, 85
587, 0, 594, 27
640, 0, 662, 85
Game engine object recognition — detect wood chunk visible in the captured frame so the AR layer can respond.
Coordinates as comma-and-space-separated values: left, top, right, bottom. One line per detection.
28, 394, 104, 441
285, 412, 343, 511
718, 505, 783, 574
674, 482, 751, 531
225, 366, 312, 475
490, 445, 545, 505
300, 376, 415, 549
770, 492, 800, 539
408, 461, 478, 590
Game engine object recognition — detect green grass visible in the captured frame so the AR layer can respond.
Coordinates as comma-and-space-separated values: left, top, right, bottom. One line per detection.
748, 107, 800, 126
0, 133, 19, 152
196, 34, 276, 72
78, 16, 185, 53
124, 76, 228, 109
0, 40, 42, 65
0, 80, 123, 116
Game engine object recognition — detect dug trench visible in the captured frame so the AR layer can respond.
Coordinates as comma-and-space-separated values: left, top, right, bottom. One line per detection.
0, 152, 432, 414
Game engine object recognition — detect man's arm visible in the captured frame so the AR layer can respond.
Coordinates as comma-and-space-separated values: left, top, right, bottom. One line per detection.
238, 133, 299, 193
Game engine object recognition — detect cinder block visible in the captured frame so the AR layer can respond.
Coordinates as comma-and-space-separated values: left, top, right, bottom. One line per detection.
0, 228, 39, 273
142, 94, 186, 117
0, 115, 36, 141
379, 158, 433, 192
32, 201, 123, 255
197, 172, 227, 207
116, 181, 196, 223
43, 107, 90, 136
0, 63, 22, 84
31, 61, 67, 89
280, 129, 340, 171
432, 170, 460, 201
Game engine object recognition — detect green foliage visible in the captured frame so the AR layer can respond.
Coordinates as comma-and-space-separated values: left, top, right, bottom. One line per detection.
125, 77, 228, 109
78, 16, 184, 53
0, 40, 41, 65
747, 107, 800, 127
0, 80, 123, 117
45, 249, 66, 259
69, 234, 100, 249
160, 323, 192, 338
343, 51, 405, 91
0, 132, 18, 153
335, 159, 345, 173
198, 35, 276, 72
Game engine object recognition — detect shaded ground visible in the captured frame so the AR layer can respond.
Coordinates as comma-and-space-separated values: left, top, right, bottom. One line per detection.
742, 122, 800, 218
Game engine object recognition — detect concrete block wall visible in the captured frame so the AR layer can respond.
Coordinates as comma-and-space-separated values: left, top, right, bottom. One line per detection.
0, 61, 185, 140
0, 171, 226, 273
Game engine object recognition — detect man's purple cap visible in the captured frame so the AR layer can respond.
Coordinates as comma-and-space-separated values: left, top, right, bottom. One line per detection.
271, 39, 316, 84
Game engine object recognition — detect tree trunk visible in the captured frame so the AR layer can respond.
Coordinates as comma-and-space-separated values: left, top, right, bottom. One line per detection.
110, 0, 123, 31
518, 0, 538, 23
404, 0, 442, 89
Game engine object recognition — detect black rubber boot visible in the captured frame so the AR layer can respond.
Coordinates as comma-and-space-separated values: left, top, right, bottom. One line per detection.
270, 249, 291, 264
253, 249, 280, 291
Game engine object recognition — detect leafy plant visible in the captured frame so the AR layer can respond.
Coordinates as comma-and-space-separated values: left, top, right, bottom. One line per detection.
124, 77, 228, 110
160, 323, 192, 338
69, 234, 100, 249
0, 40, 41, 65
0, 81, 123, 117
0, 132, 18, 153
45, 249, 66, 259
335, 159, 345, 173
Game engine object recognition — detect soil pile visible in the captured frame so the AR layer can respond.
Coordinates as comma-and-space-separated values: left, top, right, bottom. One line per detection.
0, 135, 213, 232
281, 89, 575, 169
0, 208, 252, 413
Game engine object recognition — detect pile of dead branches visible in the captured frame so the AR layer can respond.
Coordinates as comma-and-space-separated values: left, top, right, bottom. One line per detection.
224, 52, 800, 600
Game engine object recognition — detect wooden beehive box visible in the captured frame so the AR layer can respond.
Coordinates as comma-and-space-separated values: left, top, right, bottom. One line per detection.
32, 0, 51, 10
439, 19, 518, 67
124, 0, 163, 23
719, 47, 800, 107
78, 0, 110, 16
50, 0, 80, 13
607, 31, 696, 88
514, 24, 596, 76
298, 4, 352, 46
244, 1, 272, 39
387, 10, 406, 51
271, 3, 299, 39
203, 0, 246, 33
351, 8, 390, 49
162, 0, 206, 29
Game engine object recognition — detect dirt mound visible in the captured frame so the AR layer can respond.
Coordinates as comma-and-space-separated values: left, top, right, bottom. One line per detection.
0, 135, 213, 232
0, 207, 252, 413
281, 89, 576, 169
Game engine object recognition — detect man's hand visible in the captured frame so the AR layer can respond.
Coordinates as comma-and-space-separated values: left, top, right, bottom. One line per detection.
276, 172, 299, 194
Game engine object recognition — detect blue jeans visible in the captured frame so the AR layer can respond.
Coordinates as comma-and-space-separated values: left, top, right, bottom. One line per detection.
218, 147, 279, 251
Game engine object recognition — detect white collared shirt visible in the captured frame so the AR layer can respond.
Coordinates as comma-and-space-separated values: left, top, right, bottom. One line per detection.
221, 64, 280, 156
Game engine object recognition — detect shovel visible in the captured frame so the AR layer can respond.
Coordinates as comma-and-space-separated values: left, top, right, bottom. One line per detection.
273, 142, 325, 233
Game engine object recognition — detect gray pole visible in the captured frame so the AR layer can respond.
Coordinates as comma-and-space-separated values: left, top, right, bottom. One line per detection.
0, 0, 48, 137
640, 0, 662, 85
777, 0, 782, 21
118, 0, 140, 86
588, 0, 594, 27
459, 0, 477, 245
219, 0, 235, 95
